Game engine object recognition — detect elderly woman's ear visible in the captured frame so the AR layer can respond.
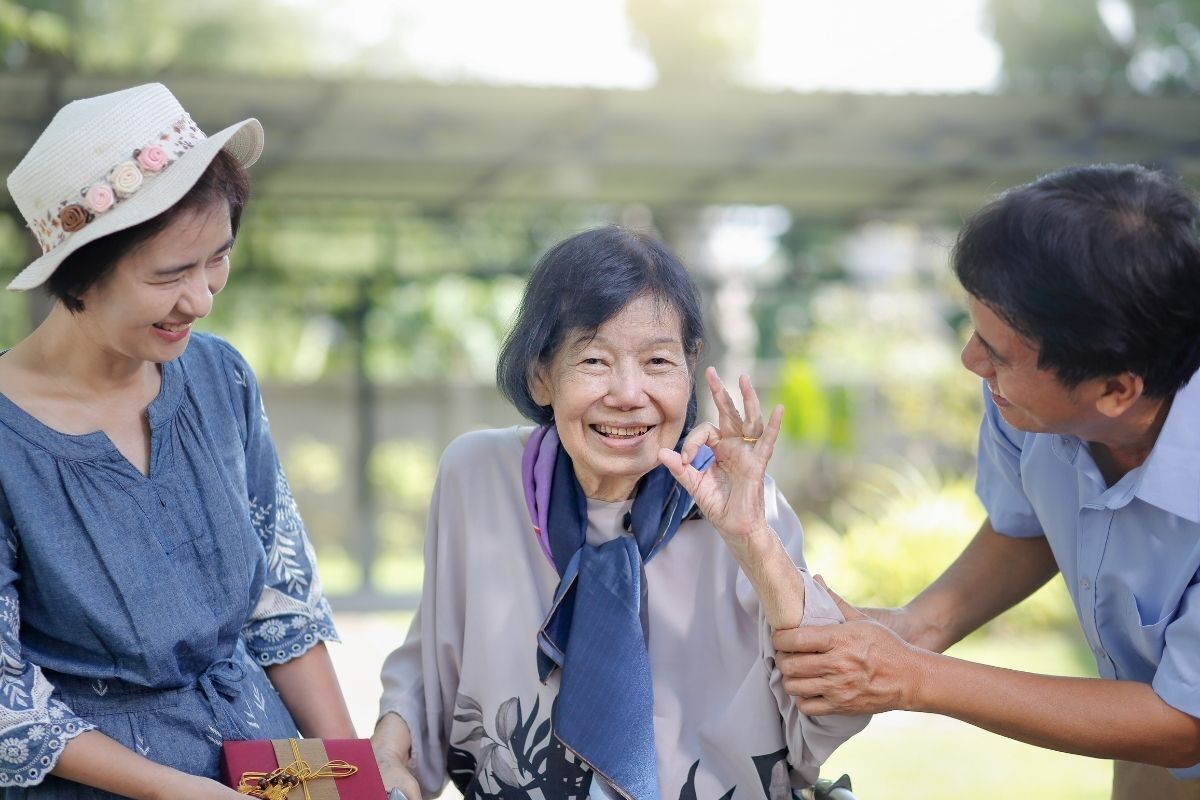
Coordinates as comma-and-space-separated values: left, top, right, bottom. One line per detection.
529, 366, 553, 408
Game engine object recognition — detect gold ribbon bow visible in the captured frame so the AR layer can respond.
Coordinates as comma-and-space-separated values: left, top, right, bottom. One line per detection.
237, 739, 358, 800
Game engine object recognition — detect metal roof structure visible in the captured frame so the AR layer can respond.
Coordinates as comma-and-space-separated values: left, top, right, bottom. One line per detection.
2, 72, 1200, 217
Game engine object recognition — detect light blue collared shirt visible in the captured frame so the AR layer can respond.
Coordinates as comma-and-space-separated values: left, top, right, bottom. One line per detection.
976, 373, 1200, 778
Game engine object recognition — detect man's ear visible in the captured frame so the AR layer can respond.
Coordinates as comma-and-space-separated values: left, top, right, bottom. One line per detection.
1095, 372, 1144, 418
530, 366, 553, 408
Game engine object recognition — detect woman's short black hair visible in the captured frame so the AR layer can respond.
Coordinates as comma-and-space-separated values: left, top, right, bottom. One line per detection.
953, 163, 1200, 398
44, 150, 251, 313
497, 225, 705, 427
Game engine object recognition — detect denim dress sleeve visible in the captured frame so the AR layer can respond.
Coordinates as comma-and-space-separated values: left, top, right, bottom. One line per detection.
209, 341, 339, 667
0, 492, 93, 788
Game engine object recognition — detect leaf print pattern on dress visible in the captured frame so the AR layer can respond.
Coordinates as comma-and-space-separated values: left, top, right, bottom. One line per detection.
0, 645, 29, 709
206, 725, 223, 746
447, 693, 590, 800
248, 468, 310, 596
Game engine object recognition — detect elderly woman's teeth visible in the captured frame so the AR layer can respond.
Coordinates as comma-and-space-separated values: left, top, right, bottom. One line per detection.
594, 424, 649, 438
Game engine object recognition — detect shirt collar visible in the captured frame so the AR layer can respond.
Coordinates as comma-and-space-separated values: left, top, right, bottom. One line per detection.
1129, 371, 1200, 523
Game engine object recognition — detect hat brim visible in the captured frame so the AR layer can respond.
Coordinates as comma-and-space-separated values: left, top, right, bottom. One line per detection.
6, 117, 264, 292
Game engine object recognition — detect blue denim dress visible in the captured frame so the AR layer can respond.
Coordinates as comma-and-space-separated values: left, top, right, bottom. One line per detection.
0, 333, 338, 797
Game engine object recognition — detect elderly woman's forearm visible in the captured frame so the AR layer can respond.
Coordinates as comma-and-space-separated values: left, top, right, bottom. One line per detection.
721, 525, 806, 630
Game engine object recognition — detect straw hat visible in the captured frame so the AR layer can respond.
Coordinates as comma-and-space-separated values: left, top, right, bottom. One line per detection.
5, 83, 264, 291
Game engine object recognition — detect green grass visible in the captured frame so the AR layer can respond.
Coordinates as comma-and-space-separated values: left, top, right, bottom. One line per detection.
820, 630, 1111, 799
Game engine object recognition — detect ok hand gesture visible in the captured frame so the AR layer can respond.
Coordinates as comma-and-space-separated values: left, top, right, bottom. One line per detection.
659, 366, 783, 543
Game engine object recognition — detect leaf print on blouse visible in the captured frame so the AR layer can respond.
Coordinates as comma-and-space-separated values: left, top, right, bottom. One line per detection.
677, 747, 798, 800
678, 760, 735, 800
249, 468, 310, 596
751, 748, 794, 800
0, 644, 29, 709
447, 693, 591, 800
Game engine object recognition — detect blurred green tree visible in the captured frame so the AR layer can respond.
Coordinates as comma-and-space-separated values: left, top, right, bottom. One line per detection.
0, 0, 69, 68
625, 0, 761, 84
988, 0, 1200, 93
0, 0, 319, 74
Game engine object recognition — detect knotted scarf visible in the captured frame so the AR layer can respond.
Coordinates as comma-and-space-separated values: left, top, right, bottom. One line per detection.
522, 425, 713, 800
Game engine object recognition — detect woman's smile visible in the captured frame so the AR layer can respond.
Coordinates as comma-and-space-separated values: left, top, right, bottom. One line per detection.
532, 294, 692, 500
152, 320, 192, 343
590, 423, 653, 443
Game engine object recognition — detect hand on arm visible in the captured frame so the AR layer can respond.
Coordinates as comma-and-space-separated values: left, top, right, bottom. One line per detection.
660, 367, 804, 630
371, 712, 422, 799
53, 731, 242, 800
264, 642, 356, 739
774, 579, 1200, 766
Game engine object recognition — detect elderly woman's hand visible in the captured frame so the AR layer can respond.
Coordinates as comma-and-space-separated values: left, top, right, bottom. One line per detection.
660, 366, 783, 542
659, 367, 806, 629
372, 713, 422, 800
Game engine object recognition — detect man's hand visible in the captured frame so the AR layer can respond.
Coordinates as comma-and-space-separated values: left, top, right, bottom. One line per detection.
773, 578, 927, 716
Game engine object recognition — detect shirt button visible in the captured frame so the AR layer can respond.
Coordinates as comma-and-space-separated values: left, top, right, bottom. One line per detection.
1080, 577, 1091, 591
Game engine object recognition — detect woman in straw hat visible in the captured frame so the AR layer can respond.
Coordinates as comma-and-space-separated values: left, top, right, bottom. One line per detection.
0, 84, 354, 797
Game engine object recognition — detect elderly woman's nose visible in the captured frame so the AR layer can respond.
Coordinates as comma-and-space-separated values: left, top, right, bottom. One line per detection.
604, 365, 648, 407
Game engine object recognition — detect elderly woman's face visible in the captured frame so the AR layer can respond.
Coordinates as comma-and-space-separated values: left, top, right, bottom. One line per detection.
532, 294, 692, 501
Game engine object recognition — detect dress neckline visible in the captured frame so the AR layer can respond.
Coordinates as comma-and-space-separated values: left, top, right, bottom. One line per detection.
0, 355, 184, 463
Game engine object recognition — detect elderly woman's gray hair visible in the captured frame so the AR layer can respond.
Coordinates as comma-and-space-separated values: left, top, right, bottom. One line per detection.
496, 225, 706, 427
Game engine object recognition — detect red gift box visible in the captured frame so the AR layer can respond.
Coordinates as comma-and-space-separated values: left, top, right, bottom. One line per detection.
220, 738, 387, 799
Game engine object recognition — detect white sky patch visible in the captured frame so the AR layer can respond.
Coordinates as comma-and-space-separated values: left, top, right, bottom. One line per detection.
754, 0, 1001, 93
284, 0, 1000, 93
396, 0, 656, 86
1097, 0, 1136, 47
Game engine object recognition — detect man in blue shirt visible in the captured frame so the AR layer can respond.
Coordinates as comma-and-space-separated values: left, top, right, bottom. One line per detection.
773, 163, 1200, 799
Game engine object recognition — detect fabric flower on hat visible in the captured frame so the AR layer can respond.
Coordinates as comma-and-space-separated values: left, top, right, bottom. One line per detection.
59, 204, 89, 233
135, 145, 168, 173
107, 161, 143, 198
83, 184, 114, 214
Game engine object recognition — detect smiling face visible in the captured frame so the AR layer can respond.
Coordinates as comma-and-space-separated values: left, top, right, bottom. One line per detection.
531, 294, 694, 501
75, 203, 234, 366
960, 295, 1108, 435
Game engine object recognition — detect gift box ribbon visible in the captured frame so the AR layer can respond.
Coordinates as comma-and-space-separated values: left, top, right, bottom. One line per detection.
236, 738, 357, 800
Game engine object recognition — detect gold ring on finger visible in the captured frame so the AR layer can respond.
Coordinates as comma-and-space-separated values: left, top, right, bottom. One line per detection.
741, 435, 759, 443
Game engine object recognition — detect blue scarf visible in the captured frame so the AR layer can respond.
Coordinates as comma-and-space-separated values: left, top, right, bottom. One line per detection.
523, 426, 712, 800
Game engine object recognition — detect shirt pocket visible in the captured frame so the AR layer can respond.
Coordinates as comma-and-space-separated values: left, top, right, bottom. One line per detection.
1118, 587, 1172, 672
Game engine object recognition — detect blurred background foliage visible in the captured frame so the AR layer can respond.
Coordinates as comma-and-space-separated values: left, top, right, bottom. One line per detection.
2, 0, 1190, 633
9, 0, 1191, 793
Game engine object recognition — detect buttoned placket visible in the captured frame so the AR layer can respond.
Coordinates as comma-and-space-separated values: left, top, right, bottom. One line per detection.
1057, 434, 1124, 678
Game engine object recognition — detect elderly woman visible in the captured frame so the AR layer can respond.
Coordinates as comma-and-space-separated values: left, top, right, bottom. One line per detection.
372, 226, 867, 800
0, 84, 352, 798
